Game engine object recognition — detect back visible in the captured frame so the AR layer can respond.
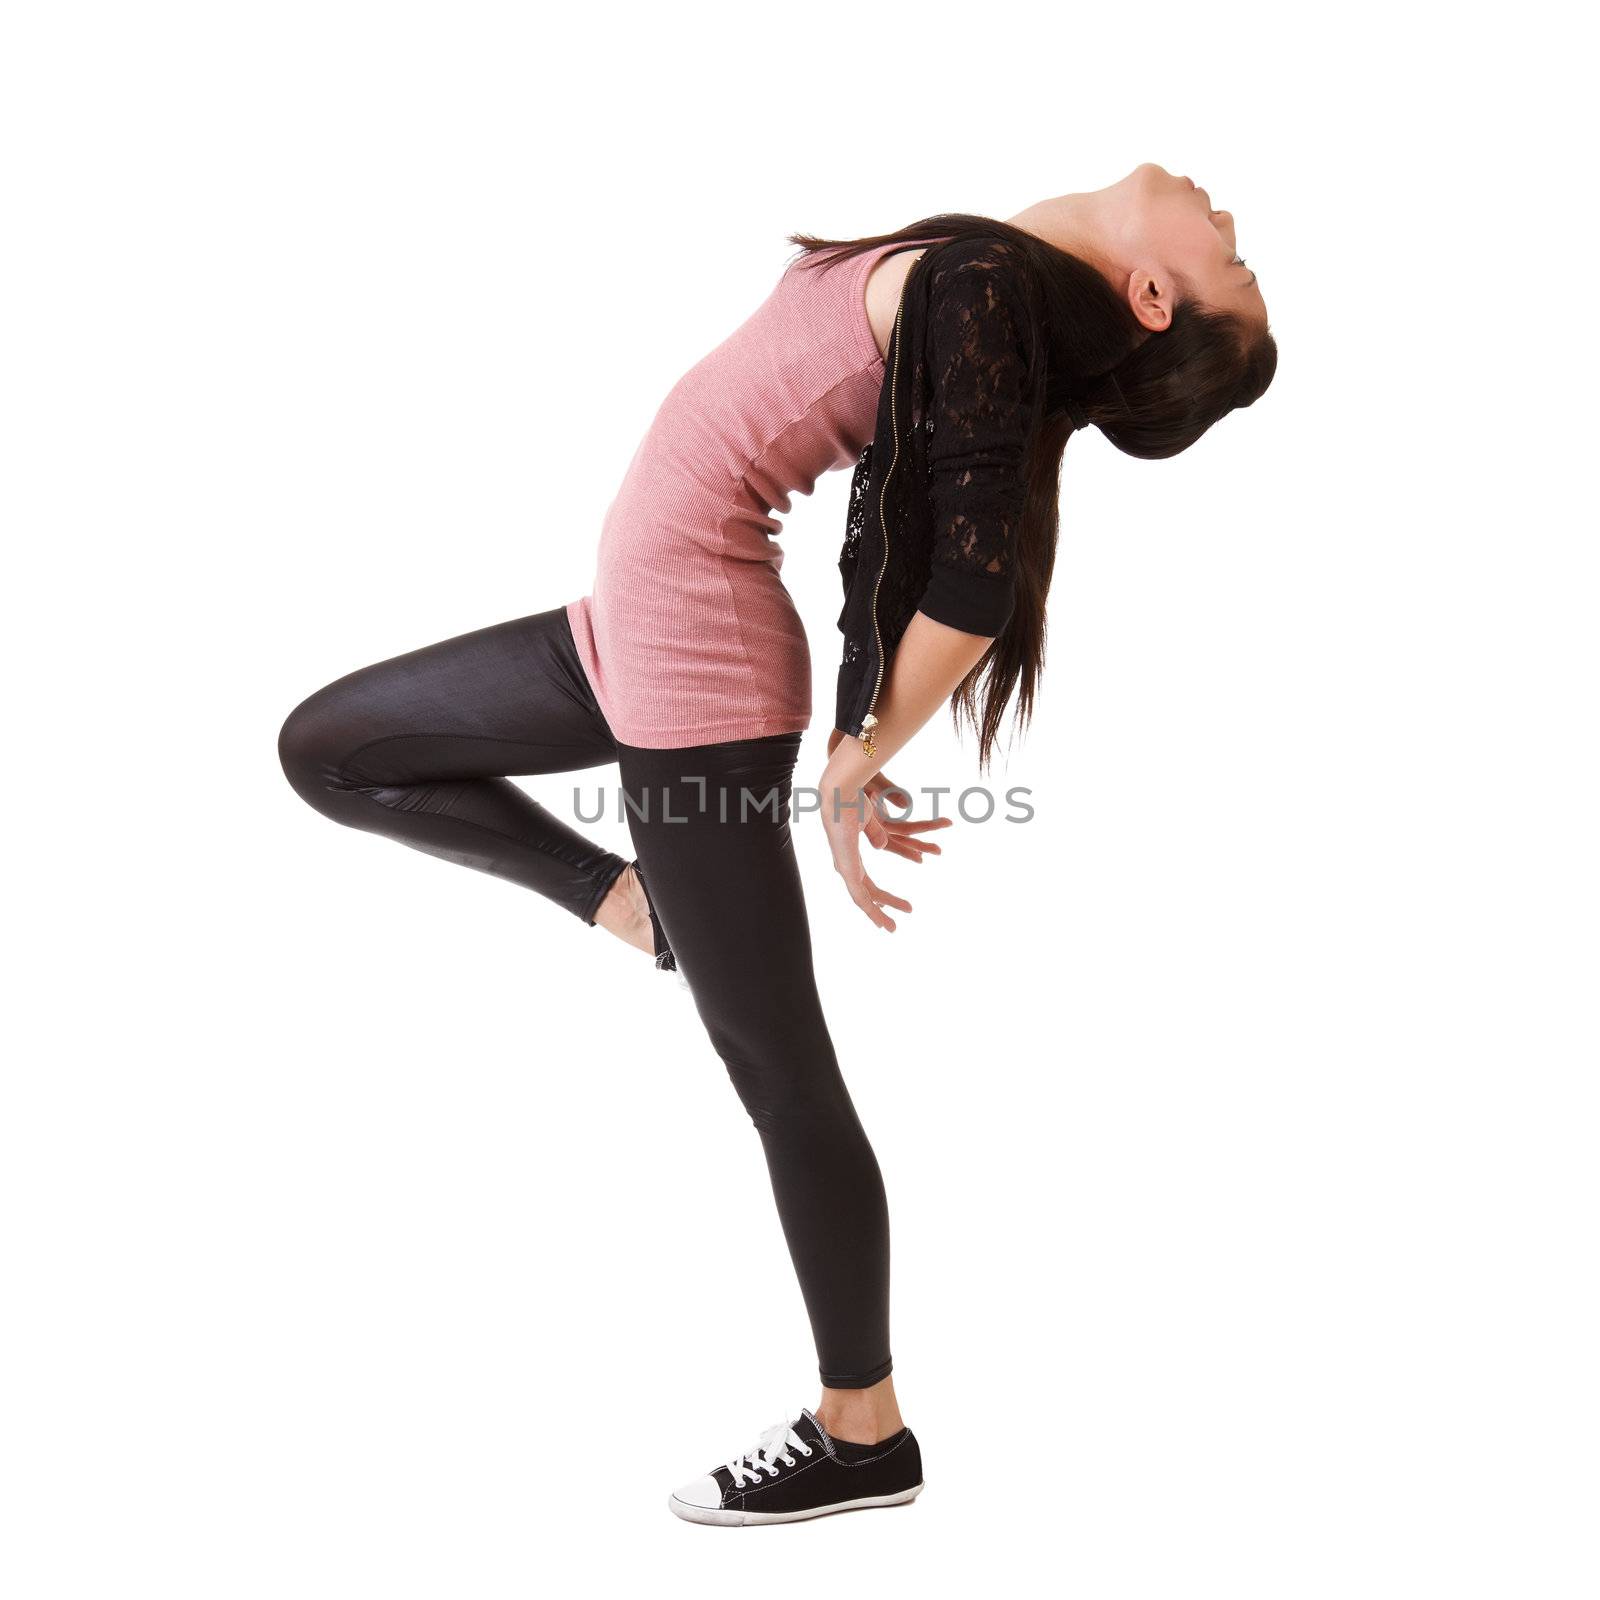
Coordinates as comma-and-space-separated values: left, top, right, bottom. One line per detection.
603, 244, 898, 546
567, 241, 909, 748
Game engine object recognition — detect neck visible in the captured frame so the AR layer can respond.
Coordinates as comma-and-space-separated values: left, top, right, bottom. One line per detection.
1005, 192, 1122, 283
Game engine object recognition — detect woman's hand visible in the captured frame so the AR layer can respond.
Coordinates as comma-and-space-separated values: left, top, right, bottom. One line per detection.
818, 763, 953, 932
819, 775, 914, 931
824, 731, 946, 863
861, 768, 950, 865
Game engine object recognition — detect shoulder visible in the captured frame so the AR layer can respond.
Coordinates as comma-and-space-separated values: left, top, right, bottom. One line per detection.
920, 236, 1043, 379
921, 236, 1043, 357
923, 236, 1041, 316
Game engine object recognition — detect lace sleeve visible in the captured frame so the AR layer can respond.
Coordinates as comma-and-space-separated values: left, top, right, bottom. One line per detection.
917, 245, 1042, 637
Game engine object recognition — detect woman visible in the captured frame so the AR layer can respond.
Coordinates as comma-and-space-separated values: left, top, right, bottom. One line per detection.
278, 162, 1276, 1526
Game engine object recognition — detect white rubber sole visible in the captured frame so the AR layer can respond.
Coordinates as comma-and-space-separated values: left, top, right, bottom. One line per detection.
668, 1482, 924, 1526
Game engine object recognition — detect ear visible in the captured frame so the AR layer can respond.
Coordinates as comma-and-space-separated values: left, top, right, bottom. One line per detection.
1125, 268, 1173, 333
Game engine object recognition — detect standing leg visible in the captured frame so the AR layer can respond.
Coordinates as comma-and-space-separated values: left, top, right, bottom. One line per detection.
278, 605, 630, 924
615, 733, 894, 1391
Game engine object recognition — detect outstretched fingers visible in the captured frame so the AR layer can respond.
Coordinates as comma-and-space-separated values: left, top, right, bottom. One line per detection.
874, 814, 952, 863
838, 855, 912, 931
866, 875, 912, 915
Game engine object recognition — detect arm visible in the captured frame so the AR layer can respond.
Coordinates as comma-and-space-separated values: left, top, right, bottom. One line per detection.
916, 242, 1040, 639
821, 245, 1041, 930
826, 611, 992, 790
819, 612, 993, 931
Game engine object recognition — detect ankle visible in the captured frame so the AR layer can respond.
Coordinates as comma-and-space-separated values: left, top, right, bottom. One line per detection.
813, 1375, 904, 1446
593, 865, 652, 954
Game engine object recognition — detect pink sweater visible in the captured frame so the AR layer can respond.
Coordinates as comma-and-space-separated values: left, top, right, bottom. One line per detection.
566, 241, 909, 748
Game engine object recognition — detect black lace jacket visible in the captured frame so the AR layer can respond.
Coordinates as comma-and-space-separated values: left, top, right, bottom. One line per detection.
834, 235, 1047, 745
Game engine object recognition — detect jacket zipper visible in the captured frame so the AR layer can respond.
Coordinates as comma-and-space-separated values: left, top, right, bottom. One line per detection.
859, 272, 909, 761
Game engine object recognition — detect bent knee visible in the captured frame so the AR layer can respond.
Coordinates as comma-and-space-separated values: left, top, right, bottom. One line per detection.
277, 687, 358, 816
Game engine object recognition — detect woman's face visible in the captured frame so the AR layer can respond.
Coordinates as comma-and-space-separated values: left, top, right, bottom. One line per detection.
1096, 162, 1267, 330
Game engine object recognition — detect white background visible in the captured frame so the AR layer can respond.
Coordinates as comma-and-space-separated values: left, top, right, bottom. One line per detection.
4, 2, 1595, 1594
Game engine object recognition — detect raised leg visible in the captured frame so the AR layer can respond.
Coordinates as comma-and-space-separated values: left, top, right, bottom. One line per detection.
278, 606, 629, 923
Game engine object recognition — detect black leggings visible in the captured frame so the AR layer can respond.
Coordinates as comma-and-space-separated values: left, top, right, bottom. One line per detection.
277, 605, 892, 1388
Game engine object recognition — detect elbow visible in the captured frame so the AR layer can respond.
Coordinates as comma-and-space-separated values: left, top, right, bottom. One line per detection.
916, 566, 1015, 638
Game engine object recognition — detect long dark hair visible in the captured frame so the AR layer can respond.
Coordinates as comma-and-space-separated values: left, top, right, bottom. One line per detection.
785, 211, 1278, 766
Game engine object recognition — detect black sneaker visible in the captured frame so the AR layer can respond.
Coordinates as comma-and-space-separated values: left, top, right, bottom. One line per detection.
668, 1409, 923, 1526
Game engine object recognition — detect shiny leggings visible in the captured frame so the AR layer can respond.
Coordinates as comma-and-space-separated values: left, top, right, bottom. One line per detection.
277, 605, 891, 1388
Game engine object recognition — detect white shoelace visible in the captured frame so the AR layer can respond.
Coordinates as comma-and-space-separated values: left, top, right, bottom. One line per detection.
724, 1420, 814, 1487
